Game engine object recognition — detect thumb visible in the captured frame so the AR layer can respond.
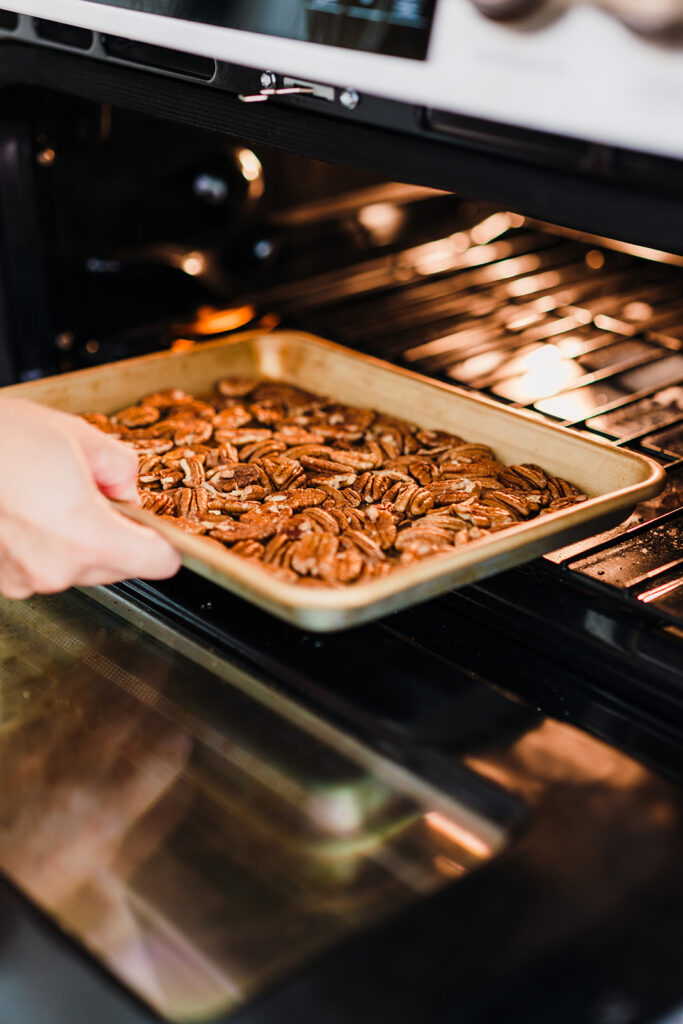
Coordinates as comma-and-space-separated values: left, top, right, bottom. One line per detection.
76, 422, 140, 503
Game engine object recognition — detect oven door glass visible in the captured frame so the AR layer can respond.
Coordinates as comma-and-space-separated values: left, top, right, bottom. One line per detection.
0, 587, 504, 1022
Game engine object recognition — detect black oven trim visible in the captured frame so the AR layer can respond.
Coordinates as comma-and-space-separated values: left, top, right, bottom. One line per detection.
1, 38, 683, 258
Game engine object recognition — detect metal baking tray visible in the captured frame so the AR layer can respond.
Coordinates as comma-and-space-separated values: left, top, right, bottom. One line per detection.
1, 330, 665, 631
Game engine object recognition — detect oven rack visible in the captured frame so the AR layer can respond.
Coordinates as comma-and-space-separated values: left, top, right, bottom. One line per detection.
257, 210, 683, 639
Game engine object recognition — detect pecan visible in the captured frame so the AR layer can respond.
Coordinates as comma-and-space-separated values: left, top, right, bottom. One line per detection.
173, 418, 213, 446
364, 507, 398, 549
207, 463, 260, 492
327, 447, 381, 472
82, 412, 120, 435
498, 464, 548, 491
115, 404, 161, 429
545, 474, 584, 499
128, 437, 174, 455
241, 504, 292, 528
341, 529, 386, 564
407, 459, 441, 486
356, 471, 394, 504
249, 400, 287, 425
251, 383, 320, 410
241, 439, 288, 463
256, 456, 306, 491
264, 487, 327, 511
429, 481, 480, 506
167, 399, 215, 421
205, 442, 240, 468
142, 388, 189, 409
375, 425, 404, 460
174, 486, 209, 517
215, 427, 272, 446
138, 456, 165, 488
163, 444, 213, 465
543, 494, 587, 512
213, 405, 252, 430
336, 546, 364, 583
159, 467, 184, 490
127, 421, 176, 440
139, 490, 176, 515
440, 459, 505, 480
341, 507, 367, 531
289, 533, 340, 580
311, 423, 366, 443
384, 482, 434, 517
327, 404, 376, 433
206, 495, 261, 515
414, 428, 462, 450
395, 527, 455, 556
179, 457, 205, 487
309, 473, 359, 492
273, 425, 326, 446
231, 539, 265, 560
263, 534, 294, 566
483, 490, 535, 519
299, 455, 357, 476
209, 518, 278, 542
437, 443, 495, 465
216, 377, 259, 398
300, 507, 343, 534
454, 501, 513, 529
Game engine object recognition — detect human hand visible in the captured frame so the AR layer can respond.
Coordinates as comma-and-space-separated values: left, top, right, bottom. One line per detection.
0, 398, 181, 597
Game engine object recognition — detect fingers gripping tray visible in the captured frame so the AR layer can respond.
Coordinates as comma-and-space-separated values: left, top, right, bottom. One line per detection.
1, 331, 664, 631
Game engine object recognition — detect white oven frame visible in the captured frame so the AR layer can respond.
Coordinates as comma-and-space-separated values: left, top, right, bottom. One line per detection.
3, 0, 683, 162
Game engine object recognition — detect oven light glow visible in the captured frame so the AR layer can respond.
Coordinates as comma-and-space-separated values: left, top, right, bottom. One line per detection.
585, 249, 605, 270
507, 269, 561, 298
187, 305, 256, 335
181, 253, 206, 277
469, 211, 515, 246
425, 812, 492, 858
513, 344, 579, 398
237, 148, 263, 183
622, 301, 653, 323
358, 201, 404, 243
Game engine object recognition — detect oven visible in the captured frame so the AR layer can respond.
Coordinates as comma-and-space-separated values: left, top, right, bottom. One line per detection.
0, 3, 682, 1023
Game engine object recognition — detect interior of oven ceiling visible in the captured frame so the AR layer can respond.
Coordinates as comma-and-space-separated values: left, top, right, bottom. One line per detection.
1, 89, 683, 642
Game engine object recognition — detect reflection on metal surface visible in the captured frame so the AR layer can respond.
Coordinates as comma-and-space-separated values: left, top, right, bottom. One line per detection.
0, 591, 502, 1022
184, 305, 257, 336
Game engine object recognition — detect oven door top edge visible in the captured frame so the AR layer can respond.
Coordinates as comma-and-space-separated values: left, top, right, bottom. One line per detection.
3, 0, 683, 163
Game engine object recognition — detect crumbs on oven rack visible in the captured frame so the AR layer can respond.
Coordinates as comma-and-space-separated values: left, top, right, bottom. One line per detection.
83, 378, 586, 586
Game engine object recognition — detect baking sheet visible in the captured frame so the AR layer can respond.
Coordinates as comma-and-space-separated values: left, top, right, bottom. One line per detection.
0, 330, 665, 630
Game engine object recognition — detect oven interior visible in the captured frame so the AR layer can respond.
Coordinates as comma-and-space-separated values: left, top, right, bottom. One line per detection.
2, 88, 682, 678
0, 74, 682, 1024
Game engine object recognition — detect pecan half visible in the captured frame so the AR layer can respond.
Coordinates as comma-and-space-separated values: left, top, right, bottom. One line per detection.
384, 482, 434, 517
256, 455, 306, 491
139, 490, 176, 515
173, 418, 213, 446
216, 377, 259, 398
213, 405, 252, 430
115, 404, 161, 429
